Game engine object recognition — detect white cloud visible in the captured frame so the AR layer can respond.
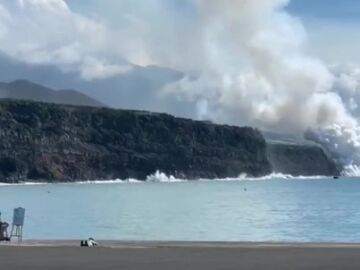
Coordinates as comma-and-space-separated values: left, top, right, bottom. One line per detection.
0, 0, 132, 80
80, 57, 133, 81
17, 0, 68, 12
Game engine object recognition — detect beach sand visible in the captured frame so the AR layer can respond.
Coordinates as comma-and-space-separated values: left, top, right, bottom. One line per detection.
1, 241, 360, 270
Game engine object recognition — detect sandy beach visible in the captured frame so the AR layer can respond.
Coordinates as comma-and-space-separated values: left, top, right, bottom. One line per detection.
1, 241, 360, 270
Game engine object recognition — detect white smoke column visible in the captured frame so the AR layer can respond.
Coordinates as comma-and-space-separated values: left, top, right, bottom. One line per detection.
158, 0, 360, 175
306, 125, 360, 176
164, 0, 355, 133
307, 65, 360, 176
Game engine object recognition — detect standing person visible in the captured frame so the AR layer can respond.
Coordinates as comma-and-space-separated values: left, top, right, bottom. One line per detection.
0, 211, 10, 242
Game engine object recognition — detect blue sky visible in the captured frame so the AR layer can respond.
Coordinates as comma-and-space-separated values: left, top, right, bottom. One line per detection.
69, 0, 195, 17
286, 0, 360, 64
70, 0, 360, 21
288, 0, 360, 21
68, 0, 360, 64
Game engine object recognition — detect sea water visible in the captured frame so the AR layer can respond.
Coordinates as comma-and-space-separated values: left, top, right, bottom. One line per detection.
1, 177, 360, 242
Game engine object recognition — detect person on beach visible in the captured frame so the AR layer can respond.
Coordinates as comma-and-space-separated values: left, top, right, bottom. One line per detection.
81, 238, 98, 247
0, 212, 10, 242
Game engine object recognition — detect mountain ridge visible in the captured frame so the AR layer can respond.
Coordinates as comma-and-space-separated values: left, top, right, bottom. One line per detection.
0, 79, 105, 108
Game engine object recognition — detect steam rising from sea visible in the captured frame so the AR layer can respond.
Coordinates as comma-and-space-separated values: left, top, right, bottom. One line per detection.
155, 0, 360, 176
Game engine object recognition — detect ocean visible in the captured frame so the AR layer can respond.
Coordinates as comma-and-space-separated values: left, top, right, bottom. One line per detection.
1, 176, 360, 242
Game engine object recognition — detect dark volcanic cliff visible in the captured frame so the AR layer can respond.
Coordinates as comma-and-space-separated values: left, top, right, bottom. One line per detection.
0, 100, 272, 183
267, 142, 340, 177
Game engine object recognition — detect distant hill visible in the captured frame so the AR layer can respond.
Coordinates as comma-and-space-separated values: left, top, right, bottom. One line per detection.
0, 53, 187, 117
0, 80, 105, 107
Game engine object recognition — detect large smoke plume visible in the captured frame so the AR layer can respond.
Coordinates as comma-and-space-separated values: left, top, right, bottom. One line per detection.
158, 0, 360, 175
2, 0, 360, 174
162, 0, 353, 131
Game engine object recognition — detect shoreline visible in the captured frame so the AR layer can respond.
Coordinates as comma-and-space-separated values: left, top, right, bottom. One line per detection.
1, 241, 360, 270
0, 174, 344, 186
4, 240, 360, 248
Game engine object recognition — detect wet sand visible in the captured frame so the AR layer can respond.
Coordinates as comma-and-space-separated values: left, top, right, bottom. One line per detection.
1, 241, 360, 270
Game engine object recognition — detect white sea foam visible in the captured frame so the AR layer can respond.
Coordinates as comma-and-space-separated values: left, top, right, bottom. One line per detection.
146, 171, 186, 183
343, 164, 360, 177
200, 172, 326, 182
144, 171, 327, 183
74, 179, 143, 185
0, 171, 339, 187
0, 182, 46, 186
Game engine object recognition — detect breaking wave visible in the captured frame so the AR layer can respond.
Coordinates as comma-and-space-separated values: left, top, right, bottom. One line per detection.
0, 182, 46, 187
75, 179, 143, 185
0, 171, 331, 186
76, 171, 330, 184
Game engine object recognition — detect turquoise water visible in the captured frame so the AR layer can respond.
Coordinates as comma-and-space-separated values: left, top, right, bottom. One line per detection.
1, 178, 360, 242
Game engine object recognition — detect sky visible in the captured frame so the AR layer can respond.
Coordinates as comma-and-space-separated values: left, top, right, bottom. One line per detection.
288, 0, 360, 20
287, 0, 360, 64
66, 0, 360, 66
70, 0, 360, 21
0, 0, 358, 75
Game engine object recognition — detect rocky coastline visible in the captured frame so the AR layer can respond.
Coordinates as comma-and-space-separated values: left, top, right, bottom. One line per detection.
0, 99, 340, 183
